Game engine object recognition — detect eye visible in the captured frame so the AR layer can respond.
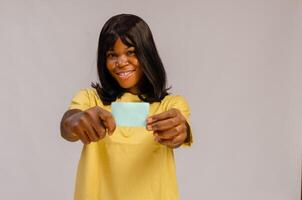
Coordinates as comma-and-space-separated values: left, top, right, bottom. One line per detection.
126, 49, 136, 56
106, 52, 117, 59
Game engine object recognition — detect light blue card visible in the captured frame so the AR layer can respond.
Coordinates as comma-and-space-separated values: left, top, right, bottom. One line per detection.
111, 102, 150, 127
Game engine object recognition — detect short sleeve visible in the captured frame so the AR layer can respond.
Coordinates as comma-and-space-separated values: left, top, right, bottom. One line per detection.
167, 95, 193, 147
68, 89, 91, 111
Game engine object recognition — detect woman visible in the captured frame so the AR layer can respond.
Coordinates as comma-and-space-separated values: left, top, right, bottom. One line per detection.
60, 13, 193, 200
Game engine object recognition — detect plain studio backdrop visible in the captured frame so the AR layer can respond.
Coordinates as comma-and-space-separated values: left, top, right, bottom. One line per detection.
0, 0, 301, 199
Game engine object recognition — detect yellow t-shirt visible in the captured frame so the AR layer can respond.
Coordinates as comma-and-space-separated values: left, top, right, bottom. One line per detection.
68, 88, 193, 200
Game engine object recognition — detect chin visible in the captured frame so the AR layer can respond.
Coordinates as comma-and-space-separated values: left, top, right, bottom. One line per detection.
117, 81, 137, 89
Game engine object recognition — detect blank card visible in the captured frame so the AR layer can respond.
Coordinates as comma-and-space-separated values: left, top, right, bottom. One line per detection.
111, 102, 150, 127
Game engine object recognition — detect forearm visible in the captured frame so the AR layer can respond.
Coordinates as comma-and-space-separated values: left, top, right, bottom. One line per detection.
60, 109, 82, 142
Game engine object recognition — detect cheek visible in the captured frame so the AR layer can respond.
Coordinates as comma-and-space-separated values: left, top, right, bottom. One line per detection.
133, 61, 142, 76
133, 59, 139, 66
135, 60, 144, 75
129, 57, 140, 66
106, 62, 115, 73
135, 67, 144, 82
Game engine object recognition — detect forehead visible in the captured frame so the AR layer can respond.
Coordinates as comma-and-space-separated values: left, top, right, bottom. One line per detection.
108, 37, 134, 52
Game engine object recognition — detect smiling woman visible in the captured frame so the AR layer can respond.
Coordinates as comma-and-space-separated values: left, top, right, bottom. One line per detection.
60, 14, 193, 200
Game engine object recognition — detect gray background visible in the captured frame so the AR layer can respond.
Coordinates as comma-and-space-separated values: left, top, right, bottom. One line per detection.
0, 0, 301, 199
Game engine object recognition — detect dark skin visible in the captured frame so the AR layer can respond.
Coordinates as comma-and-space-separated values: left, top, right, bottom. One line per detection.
60, 107, 116, 144
60, 107, 190, 148
146, 108, 190, 148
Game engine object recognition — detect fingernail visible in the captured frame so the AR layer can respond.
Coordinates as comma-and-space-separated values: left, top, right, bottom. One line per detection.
147, 125, 152, 131
147, 118, 152, 123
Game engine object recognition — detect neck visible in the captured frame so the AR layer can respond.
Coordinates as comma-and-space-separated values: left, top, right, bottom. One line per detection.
127, 88, 139, 95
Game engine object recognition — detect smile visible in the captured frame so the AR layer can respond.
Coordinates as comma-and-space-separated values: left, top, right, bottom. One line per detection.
116, 70, 135, 79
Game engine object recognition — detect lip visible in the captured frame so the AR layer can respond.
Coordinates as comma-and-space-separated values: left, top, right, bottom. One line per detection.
115, 70, 135, 80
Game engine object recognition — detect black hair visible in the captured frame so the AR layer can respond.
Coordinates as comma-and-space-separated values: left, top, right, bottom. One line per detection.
91, 14, 170, 105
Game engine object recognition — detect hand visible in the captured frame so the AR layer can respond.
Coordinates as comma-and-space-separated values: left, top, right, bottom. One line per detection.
146, 108, 188, 148
63, 106, 116, 145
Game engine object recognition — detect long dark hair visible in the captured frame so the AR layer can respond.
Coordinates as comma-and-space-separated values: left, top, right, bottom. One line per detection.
91, 14, 170, 105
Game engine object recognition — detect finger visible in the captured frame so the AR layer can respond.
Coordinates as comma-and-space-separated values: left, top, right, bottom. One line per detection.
171, 133, 187, 148
73, 126, 90, 145
79, 117, 99, 142
147, 109, 178, 124
155, 124, 184, 140
90, 118, 107, 139
85, 124, 100, 142
84, 108, 107, 138
97, 108, 116, 135
91, 114, 106, 139
147, 117, 181, 131
158, 133, 186, 149
156, 137, 173, 147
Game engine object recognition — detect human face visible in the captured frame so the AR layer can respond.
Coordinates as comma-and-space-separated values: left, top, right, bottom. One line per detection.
106, 37, 143, 94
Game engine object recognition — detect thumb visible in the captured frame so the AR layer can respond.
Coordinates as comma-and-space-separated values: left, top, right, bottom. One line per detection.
97, 107, 116, 135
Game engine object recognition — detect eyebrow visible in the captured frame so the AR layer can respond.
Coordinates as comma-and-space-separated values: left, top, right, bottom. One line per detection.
107, 46, 135, 52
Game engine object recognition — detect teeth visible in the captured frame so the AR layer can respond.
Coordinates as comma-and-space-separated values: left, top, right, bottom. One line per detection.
118, 71, 132, 77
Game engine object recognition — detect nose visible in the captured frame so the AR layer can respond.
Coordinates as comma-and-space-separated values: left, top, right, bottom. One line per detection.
117, 55, 128, 67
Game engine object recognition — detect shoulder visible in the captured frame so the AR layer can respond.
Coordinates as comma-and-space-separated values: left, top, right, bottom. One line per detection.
71, 88, 99, 103
75, 87, 98, 96
161, 94, 189, 106
160, 94, 190, 111
68, 88, 103, 110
